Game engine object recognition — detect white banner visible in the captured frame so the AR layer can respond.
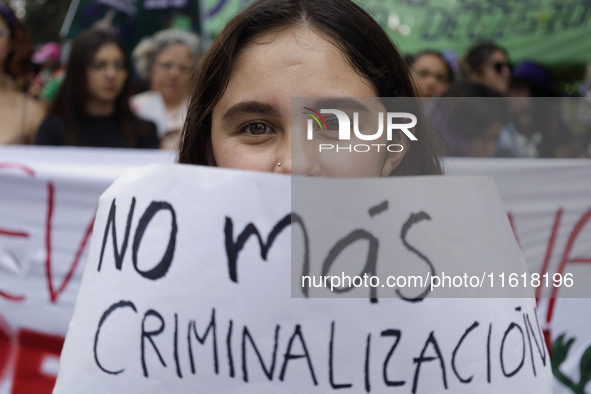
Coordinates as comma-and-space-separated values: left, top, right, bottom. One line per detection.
448, 159, 591, 394
0, 146, 589, 393
0, 147, 172, 394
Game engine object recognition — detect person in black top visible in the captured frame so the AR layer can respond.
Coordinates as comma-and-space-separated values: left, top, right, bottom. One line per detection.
35, 29, 159, 148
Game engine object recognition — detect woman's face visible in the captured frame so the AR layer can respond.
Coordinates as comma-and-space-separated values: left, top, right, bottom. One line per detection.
470, 50, 511, 95
412, 53, 450, 97
87, 43, 128, 104
210, 27, 408, 177
150, 43, 193, 106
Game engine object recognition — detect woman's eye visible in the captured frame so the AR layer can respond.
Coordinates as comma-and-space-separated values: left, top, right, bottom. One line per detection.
243, 123, 273, 135
417, 70, 429, 78
326, 118, 340, 131
91, 62, 106, 71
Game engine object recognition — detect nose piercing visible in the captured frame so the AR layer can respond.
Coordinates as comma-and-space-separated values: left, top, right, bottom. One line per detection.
277, 163, 281, 166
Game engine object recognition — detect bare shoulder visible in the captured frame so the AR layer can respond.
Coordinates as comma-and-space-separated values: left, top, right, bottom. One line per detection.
24, 96, 47, 143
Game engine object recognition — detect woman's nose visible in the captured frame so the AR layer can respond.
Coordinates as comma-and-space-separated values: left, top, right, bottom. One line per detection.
105, 65, 117, 78
290, 126, 322, 176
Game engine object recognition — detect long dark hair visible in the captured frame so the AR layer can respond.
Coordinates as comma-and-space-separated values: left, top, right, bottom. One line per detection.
50, 29, 141, 146
0, 1, 33, 89
178, 0, 444, 176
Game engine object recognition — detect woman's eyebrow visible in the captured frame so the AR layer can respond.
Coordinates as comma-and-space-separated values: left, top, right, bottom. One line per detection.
311, 98, 370, 112
223, 101, 281, 120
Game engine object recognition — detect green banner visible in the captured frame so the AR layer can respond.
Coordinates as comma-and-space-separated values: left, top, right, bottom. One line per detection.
201, 0, 247, 36
202, 0, 591, 65
366, 0, 591, 65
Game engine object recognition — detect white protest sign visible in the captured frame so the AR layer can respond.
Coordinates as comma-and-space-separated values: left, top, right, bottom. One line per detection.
53, 164, 552, 393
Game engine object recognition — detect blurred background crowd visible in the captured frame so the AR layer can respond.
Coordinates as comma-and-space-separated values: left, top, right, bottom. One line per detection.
1, 0, 591, 158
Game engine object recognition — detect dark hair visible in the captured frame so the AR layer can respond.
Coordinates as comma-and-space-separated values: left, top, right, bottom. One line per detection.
0, 1, 33, 88
412, 50, 454, 83
430, 82, 508, 156
178, 0, 444, 176
463, 42, 508, 76
51, 29, 142, 146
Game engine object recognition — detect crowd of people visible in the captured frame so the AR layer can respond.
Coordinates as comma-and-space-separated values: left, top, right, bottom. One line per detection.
0, 1, 200, 151
0, 0, 590, 159
408, 45, 585, 158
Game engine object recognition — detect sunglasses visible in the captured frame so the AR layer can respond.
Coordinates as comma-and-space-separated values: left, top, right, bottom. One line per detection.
492, 61, 510, 74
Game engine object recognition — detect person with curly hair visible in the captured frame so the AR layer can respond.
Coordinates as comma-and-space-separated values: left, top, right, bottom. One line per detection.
131, 29, 200, 150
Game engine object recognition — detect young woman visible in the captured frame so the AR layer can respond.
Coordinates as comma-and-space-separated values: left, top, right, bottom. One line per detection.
51, 3, 552, 392
0, 1, 44, 145
178, 0, 444, 177
35, 30, 159, 148
168, 4, 552, 391
410, 51, 453, 98
462, 43, 511, 96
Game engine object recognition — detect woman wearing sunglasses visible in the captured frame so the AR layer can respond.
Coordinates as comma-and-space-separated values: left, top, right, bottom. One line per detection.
463, 43, 511, 96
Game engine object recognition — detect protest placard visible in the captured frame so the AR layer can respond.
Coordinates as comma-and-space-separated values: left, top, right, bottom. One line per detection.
54, 164, 552, 393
